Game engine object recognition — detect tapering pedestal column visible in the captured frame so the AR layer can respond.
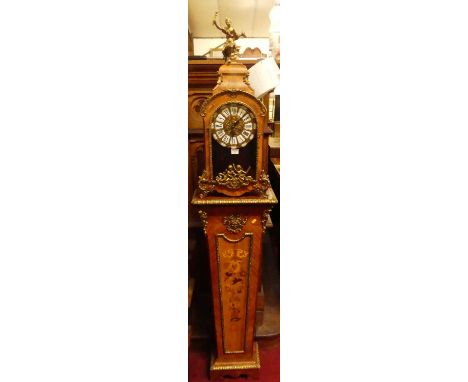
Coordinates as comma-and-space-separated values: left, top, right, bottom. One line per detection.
192, 189, 277, 379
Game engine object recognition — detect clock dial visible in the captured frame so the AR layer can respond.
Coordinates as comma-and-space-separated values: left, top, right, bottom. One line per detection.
212, 103, 256, 149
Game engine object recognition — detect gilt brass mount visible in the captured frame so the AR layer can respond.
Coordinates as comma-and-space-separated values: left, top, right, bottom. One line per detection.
215, 164, 256, 190
223, 214, 248, 233
253, 171, 271, 197
198, 210, 208, 235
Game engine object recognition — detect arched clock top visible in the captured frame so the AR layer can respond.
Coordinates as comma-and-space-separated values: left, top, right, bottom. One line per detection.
200, 90, 267, 117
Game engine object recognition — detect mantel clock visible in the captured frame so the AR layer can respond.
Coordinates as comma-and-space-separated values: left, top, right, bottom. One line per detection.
192, 13, 277, 380
197, 59, 270, 199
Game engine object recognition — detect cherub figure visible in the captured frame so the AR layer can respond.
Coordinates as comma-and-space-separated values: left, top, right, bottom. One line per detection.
212, 11, 246, 62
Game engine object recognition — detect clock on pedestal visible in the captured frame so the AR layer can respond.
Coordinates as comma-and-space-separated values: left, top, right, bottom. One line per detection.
191, 13, 277, 380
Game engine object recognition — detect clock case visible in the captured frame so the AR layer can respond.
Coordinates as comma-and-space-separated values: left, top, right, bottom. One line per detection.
192, 58, 278, 379
198, 61, 270, 198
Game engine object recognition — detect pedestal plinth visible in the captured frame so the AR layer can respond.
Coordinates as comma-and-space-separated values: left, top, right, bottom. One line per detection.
192, 189, 277, 379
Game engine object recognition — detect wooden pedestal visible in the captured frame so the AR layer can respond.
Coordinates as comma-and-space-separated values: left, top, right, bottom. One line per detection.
192, 189, 277, 379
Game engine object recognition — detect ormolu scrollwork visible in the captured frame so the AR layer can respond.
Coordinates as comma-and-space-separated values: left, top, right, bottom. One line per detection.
223, 214, 247, 233
198, 170, 216, 198
243, 72, 250, 86
253, 170, 271, 197
261, 207, 273, 233
215, 164, 256, 190
198, 210, 208, 234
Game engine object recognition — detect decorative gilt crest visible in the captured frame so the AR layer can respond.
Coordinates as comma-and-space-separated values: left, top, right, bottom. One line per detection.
261, 207, 273, 233
198, 210, 208, 234
223, 214, 247, 233
253, 170, 271, 197
216, 164, 256, 190
198, 170, 216, 198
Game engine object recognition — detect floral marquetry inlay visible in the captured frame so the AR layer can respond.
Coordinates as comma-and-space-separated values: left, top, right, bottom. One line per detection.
216, 234, 253, 354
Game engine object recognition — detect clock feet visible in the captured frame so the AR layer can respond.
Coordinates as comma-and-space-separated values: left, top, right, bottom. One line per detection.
209, 342, 260, 380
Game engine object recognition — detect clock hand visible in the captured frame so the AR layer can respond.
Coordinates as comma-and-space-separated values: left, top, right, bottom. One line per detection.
225, 119, 240, 135
229, 118, 242, 134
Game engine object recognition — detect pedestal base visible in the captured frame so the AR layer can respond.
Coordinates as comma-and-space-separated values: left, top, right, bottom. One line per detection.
209, 342, 260, 380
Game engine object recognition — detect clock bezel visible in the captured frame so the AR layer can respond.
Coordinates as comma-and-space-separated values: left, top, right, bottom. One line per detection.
211, 101, 257, 149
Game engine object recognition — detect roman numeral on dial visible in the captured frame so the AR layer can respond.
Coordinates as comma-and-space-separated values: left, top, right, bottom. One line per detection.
236, 135, 245, 144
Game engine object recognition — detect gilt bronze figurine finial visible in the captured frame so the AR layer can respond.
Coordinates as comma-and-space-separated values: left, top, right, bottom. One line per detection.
212, 11, 246, 63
